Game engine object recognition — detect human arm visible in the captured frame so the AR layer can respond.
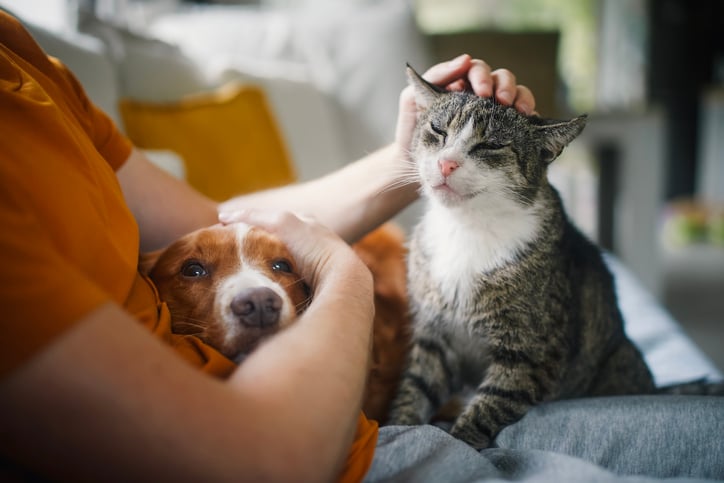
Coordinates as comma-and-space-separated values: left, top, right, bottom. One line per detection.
116, 54, 536, 250
0, 213, 374, 482
116, 147, 219, 252
220, 54, 536, 243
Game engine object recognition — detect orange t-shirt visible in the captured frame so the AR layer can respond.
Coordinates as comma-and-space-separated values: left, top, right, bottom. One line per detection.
0, 11, 375, 482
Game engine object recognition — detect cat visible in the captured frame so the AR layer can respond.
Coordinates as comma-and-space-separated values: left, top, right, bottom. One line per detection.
385, 65, 656, 449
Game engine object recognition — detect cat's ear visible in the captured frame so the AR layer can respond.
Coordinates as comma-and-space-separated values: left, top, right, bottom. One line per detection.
406, 63, 444, 109
531, 114, 587, 164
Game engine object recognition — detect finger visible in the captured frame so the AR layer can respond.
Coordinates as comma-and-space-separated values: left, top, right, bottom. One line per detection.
466, 59, 494, 98
218, 208, 292, 230
513, 85, 536, 116
421, 54, 472, 86
446, 78, 468, 92
490, 68, 517, 106
218, 208, 249, 225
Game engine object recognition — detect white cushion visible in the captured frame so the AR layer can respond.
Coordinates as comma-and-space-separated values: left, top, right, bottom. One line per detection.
80, 14, 212, 103
147, 2, 432, 160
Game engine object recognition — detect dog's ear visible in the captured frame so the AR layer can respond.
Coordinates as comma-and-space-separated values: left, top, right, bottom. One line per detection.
138, 249, 163, 276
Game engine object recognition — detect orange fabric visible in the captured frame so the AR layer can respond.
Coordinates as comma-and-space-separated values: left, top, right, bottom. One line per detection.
339, 413, 379, 483
125, 270, 238, 377
0, 12, 135, 374
0, 12, 269, 378
0, 12, 375, 482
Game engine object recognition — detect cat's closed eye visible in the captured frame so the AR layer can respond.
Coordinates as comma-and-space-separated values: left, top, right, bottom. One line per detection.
469, 141, 509, 154
428, 121, 447, 144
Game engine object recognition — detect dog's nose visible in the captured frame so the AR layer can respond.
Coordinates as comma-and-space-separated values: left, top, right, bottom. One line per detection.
230, 287, 282, 328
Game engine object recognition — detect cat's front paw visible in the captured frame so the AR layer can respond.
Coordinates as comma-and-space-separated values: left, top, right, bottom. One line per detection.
385, 406, 425, 426
450, 421, 492, 450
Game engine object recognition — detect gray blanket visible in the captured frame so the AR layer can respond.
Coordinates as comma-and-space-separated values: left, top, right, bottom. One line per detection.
365, 396, 724, 482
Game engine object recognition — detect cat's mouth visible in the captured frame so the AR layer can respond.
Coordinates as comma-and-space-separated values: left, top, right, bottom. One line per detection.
432, 182, 456, 194
431, 182, 481, 202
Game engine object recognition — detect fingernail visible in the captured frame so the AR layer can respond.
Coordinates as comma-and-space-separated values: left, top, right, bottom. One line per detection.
497, 91, 513, 105
450, 54, 468, 68
218, 210, 240, 223
517, 102, 532, 115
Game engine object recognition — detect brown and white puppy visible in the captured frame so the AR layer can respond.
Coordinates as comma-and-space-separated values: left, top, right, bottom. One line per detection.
140, 223, 311, 363
140, 222, 410, 423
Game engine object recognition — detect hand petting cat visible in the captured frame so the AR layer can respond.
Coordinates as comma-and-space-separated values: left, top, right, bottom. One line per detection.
394, 54, 536, 155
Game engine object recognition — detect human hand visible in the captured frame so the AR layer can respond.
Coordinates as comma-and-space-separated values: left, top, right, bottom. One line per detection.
218, 209, 373, 295
395, 54, 537, 155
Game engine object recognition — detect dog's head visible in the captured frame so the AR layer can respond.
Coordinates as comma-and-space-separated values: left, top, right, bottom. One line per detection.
140, 223, 311, 362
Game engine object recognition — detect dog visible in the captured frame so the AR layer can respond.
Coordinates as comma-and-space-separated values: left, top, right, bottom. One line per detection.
140, 222, 410, 423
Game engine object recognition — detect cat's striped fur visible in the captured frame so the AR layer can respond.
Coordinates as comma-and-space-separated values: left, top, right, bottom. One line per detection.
386, 66, 656, 449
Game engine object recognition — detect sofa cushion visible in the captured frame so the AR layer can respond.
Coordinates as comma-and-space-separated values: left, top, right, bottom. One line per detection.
120, 82, 296, 201
147, 2, 432, 160
80, 13, 211, 103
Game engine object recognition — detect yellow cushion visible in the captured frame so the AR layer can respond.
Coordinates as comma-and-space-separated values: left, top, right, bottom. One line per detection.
119, 83, 296, 201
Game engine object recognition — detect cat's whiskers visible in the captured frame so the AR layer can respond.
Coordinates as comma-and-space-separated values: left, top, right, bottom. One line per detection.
393, 150, 420, 177
375, 158, 421, 196
378, 175, 420, 195
388, 162, 419, 181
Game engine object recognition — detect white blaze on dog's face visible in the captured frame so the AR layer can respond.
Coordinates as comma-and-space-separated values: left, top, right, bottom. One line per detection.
144, 223, 310, 361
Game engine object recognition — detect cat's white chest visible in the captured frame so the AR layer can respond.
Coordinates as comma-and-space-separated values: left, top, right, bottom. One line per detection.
419, 198, 540, 306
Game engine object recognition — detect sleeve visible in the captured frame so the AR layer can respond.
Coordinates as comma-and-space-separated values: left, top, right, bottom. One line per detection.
49, 57, 133, 171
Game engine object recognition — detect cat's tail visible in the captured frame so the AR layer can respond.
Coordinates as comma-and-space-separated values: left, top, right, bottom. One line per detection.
655, 377, 724, 396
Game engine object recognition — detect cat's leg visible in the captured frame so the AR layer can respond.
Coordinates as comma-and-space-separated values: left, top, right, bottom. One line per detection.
386, 336, 460, 426
449, 361, 552, 450
587, 339, 655, 396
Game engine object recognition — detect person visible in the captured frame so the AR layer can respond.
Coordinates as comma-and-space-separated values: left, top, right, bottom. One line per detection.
0, 10, 536, 482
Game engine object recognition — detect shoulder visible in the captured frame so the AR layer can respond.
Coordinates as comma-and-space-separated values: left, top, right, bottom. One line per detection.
0, 11, 59, 80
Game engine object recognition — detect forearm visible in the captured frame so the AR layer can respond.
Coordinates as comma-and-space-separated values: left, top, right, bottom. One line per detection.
220, 144, 419, 243
120, 144, 417, 251
0, 296, 372, 483
117, 148, 219, 251
230, 253, 375, 478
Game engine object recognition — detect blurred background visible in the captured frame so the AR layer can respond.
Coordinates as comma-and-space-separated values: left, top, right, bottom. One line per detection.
2, 0, 722, 370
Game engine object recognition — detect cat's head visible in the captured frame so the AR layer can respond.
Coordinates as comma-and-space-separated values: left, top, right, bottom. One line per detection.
406, 65, 586, 208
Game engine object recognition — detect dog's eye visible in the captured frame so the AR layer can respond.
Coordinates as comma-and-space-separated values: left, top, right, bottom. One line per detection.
181, 261, 208, 278
271, 259, 293, 273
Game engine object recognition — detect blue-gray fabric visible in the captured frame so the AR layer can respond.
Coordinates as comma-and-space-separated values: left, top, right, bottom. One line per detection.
364, 396, 724, 482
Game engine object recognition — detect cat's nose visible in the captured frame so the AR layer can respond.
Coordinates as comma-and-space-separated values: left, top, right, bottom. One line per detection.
439, 159, 460, 178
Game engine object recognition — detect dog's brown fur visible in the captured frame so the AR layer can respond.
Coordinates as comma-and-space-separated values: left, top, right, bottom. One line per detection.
351, 224, 411, 423
141, 223, 410, 423
140, 224, 310, 359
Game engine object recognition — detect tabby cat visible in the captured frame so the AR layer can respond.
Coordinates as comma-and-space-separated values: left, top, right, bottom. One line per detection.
386, 66, 656, 449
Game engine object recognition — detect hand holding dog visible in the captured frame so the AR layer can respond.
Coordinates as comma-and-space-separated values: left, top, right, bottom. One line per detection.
219, 209, 374, 306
